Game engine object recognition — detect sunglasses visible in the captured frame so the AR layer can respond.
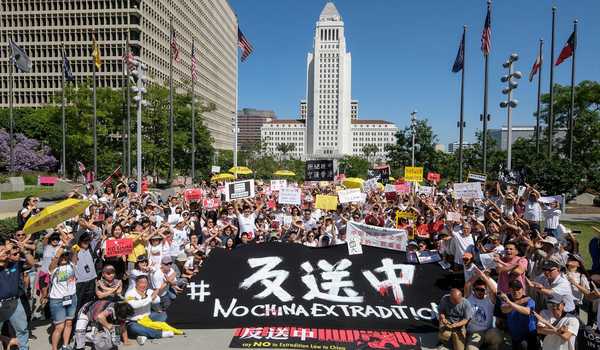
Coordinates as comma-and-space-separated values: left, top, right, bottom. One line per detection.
474, 288, 486, 292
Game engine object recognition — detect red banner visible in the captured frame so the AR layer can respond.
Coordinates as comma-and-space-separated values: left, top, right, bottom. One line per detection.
184, 188, 203, 201
105, 238, 134, 258
203, 198, 221, 210
427, 172, 441, 183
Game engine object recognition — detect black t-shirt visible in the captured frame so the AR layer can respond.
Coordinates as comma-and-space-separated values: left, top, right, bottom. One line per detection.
0, 262, 23, 300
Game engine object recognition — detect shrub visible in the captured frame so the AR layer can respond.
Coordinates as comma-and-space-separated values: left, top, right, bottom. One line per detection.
0, 217, 18, 238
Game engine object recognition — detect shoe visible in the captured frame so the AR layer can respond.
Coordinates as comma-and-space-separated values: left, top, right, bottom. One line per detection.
161, 331, 174, 338
136, 336, 147, 345
60, 346, 72, 350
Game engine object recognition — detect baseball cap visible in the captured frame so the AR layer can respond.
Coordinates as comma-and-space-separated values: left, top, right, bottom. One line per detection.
547, 294, 570, 305
541, 260, 560, 271
541, 236, 559, 246
407, 240, 418, 247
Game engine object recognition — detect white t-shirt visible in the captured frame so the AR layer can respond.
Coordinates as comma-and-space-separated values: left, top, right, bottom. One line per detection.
541, 315, 578, 350
125, 288, 160, 321
151, 268, 176, 297
147, 243, 164, 267
543, 208, 562, 230
40, 245, 60, 273
74, 249, 97, 283
467, 295, 495, 332
237, 213, 256, 237
524, 200, 542, 222
450, 232, 475, 265
49, 263, 77, 299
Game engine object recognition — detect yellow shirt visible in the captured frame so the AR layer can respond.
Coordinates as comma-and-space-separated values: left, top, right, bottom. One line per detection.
126, 232, 147, 262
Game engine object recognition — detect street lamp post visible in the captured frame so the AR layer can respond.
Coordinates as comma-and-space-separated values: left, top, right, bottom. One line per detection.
500, 53, 522, 171
410, 110, 417, 167
131, 60, 149, 194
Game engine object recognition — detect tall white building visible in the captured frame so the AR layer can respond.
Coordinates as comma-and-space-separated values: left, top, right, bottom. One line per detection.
261, 2, 398, 161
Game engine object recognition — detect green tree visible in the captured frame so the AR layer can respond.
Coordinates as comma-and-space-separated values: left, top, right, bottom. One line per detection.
276, 143, 296, 161
339, 156, 370, 178
361, 144, 379, 164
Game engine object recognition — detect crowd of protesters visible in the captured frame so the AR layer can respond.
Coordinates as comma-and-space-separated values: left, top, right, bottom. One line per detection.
0, 174, 599, 350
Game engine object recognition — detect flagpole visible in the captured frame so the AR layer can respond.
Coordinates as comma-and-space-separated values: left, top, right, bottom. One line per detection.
122, 42, 127, 173
191, 38, 196, 182
547, 7, 556, 157
61, 44, 67, 177
233, 34, 239, 170
126, 32, 132, 178
8, 36, 14, 174
481, 0, 492, 174
169, 17, 174, 181
535, 39, 543, 154
458, 25, 467, 182
92, 34, 98, 177
568, 20, 578, 162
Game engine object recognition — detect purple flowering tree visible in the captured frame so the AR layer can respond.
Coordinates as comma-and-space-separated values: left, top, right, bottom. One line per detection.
0, 129, 58, 172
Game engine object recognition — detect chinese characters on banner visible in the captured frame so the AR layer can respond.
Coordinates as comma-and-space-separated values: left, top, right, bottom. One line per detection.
203, 197, 221, 210
270, 180, 287, 192
105, 238, 134, 257
453, 182, 484, 200
426, 172, 441, 183
305, 160, 334, 181
367, 165, 390, 184
346, 221, 408, 252
278, 187, 301, 206
184, 188, 202, 201
467, 173, 487, 182
337, 189, 366, 204
168, 243, 450, 332
403, 167, 423, 182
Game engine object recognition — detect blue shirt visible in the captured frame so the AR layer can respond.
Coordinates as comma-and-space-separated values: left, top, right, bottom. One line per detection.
0, 262, 22, 300
589, 237, 600, 273
506, 297, 537, 340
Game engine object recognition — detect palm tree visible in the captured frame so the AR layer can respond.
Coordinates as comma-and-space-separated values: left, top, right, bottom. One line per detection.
362, 144, 379, 165
276, 143, 296, 162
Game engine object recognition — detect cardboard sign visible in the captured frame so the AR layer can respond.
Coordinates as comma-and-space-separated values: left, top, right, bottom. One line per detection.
404, 167, 424, 182
346, 221, 409, 252
305, 160, 334, 181
395, 211, 417, 221
211, 165, 221, 174
418, 185, 434, 195
453, 182, 484, 200
337, 189, 365, 204
203, 198, 221, 210
446, 212, 462, 222
184, 188, 202, 202
278, 187, 301, 206
105, 238, 134, 257
467, 173, 487, 182
395, 183, 411, 193
315, 195, 338, 211
224, 180, 255, 201
270, 180, 287, 192
427, 172, 441, 183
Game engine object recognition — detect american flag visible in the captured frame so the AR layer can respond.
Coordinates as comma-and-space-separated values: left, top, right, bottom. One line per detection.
238, 28, 253, 62
481, 4, 491, 55
170, 28, 180, 62
191, 40, 198, 81
122, 48, 135, 72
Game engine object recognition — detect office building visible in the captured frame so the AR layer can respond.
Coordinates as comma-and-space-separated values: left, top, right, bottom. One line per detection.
237, 108, 276, 150
488, 125, 567, 151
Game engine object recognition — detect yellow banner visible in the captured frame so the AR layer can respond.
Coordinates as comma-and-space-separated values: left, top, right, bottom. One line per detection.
404, 166, 424, 182
395, 210, 417, 222
315, 195, 338, 211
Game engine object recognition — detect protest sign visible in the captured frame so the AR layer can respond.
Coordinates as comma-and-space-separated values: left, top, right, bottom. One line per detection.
384, 184, 396, 193
347, 221, 408, 252
427, 172, 441, 183
278, 187, 301, 206
363, 178, 378, 192
211, 165, 221, 173
367, 165, 390, 184
105, 238, 134, 258
337, 188, 366, 204
446, 212, 462, 222
453, 182, 483, 200
395, 183, 411, 193
404, 167, 423, 182
395, 211, 417, 221
230, 327, 420, 350
305, 160, 334, 181
347, 233, 363, 256
479, 253, 497, 270
270, 180, 287, 192
539, 195, 562, 204
416, 251, 442, 264
169, 243, 451, 331
184, 188, 202, 202
467, 173, 487, 182
315, 195, 338, 210
418, 185, 434, 195
224, 180, 255, 201
203, 197, 221, 210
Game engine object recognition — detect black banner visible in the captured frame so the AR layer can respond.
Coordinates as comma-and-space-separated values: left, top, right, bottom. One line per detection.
168, 243, 453, 332
368, 166, 390, 184
305, 160, 334, 181
229, 326, 421, 350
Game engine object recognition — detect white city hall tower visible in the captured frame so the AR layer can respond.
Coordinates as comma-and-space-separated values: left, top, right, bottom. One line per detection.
306, 2, 352, 157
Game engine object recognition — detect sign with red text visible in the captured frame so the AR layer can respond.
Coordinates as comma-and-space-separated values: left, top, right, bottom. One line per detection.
105, 238, 134, 257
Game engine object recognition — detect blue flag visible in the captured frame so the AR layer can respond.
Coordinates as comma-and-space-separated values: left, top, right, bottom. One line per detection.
452, 35, 465, 73
62, 48, 75, 82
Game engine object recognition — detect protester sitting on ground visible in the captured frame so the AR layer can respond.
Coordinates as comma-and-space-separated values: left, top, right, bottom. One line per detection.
95, 265, 122, 301
535, 295, 579, 350
73, 300, 133, 350
438, 288, 473, 350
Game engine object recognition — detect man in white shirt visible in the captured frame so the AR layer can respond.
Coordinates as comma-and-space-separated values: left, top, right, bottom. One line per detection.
543, 201, 562, 238
536, 295, 579, 350
464, 270, 503, 350
151, 257, 179, 311
449, 223, 475, 266
234, 200, 263, 240
530, 260, 576, 313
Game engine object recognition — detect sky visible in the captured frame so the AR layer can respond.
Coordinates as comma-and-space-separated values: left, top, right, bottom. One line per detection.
229, 0, 600, 147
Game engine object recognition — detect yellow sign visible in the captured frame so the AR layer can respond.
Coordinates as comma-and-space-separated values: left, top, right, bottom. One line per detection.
395, 210, 417, 222
404, 166, 424, 182
315, 195, 339, 211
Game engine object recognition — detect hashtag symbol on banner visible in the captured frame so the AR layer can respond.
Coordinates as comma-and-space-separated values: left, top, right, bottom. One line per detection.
187, 281, 211, 302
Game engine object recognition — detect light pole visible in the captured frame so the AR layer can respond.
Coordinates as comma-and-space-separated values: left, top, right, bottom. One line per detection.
410, 110, 417, 167
500, 53, 522, 171
131, 60, 149, 194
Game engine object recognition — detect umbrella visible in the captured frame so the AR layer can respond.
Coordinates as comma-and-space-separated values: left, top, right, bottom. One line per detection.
23, 198, 90, 235
342, 177, 364, 189
389, 176, 395, 181
211, 173, 235, 182
274, 170, 296, 177
228, 166, 253, 175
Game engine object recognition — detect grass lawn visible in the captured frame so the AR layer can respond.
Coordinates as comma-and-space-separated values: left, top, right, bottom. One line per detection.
0, 186, 57, 200
563, 220, 599, 268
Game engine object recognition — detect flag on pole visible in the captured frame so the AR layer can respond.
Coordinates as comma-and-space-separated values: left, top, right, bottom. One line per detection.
480, 5, 492, 55
8, 39, 32, 72
555, 31, 576, 66
77, 161, 86, 173
191, 40, 198, 81
170, 28, 180, 62
92, 35, 102, 69
529, 52, 542, 82
62, 47, 75, 82
238, 28, 254, 62
452, 35, 465, 73
122, 47, 135, 72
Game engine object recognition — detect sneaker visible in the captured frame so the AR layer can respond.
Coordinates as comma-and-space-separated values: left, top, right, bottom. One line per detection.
161, 331, 174, 338
60, 346, 72, 350
136, 336, 147, 345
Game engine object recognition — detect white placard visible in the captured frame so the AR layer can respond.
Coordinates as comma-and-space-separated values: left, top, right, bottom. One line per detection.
278, 187, 301, 205
347, 233, 363, 255
223, 180, 255, 201
338, 188, 365, 204
384, 184, 396, 193
453, 182, 484, 200
479, 253, 497, 270
270, 179, 287, 192
364, 178, 378, 192
211, 165, 221, 173
416, 250, 442, 264
418, 185, 434, 195
446, 212, 462, 222
539, 195, 561, 204
467, 173, 487, 182
517, 186, 527, 197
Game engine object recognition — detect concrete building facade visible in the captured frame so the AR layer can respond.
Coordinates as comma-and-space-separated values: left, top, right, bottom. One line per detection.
237, 108, 276, 150
0, 0, 238, 150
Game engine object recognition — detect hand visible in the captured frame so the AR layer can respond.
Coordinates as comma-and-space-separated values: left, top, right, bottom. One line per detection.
532, 282, 544, 290
499, 292, 509, 303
